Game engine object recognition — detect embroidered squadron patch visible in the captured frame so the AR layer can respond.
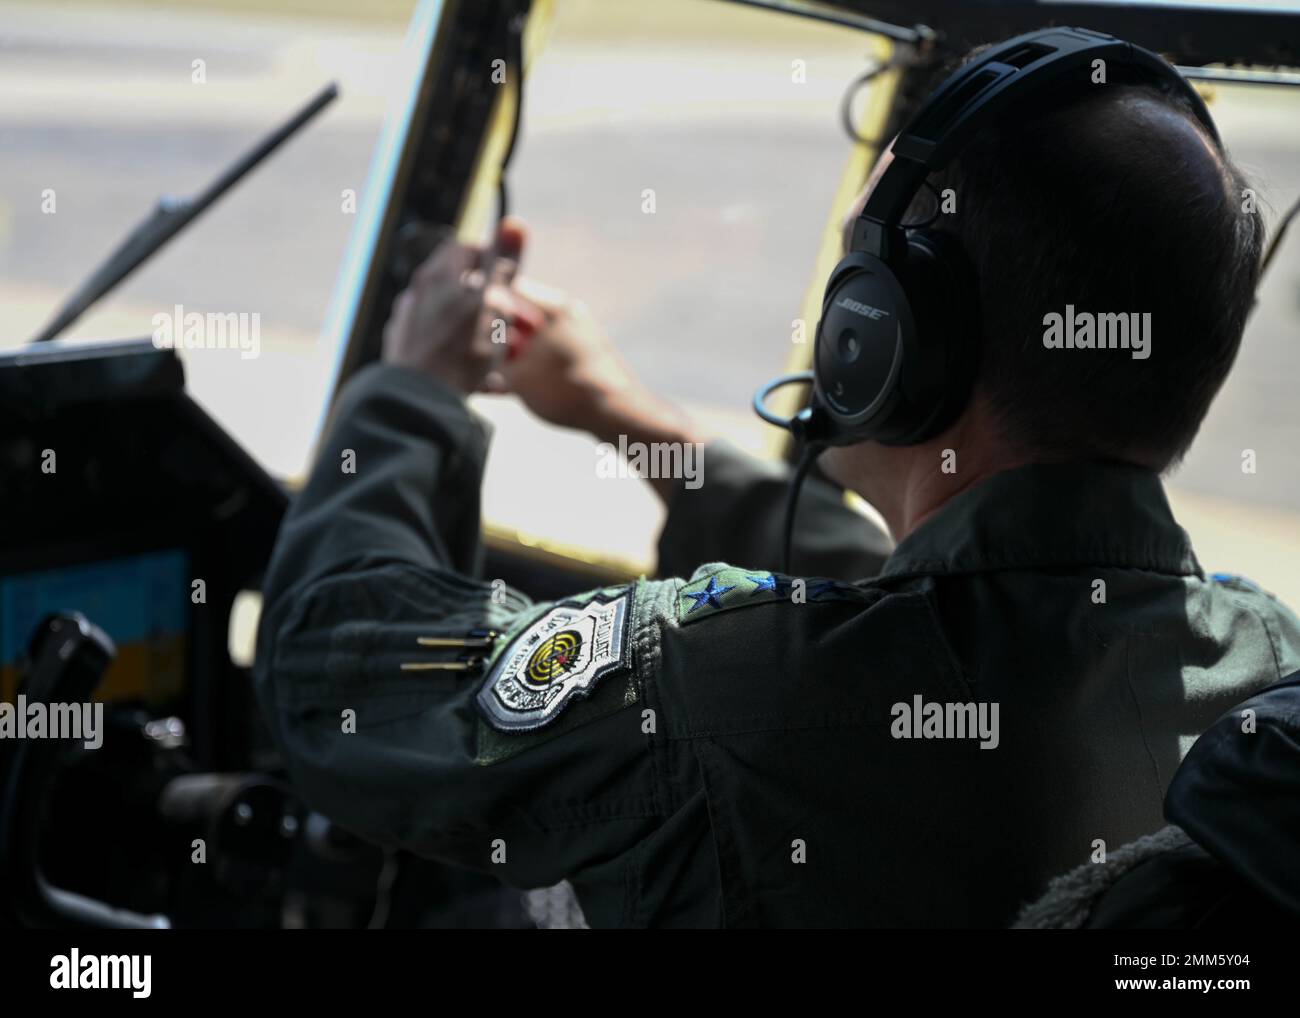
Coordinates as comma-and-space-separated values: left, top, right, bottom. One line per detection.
476, 592, 632, 732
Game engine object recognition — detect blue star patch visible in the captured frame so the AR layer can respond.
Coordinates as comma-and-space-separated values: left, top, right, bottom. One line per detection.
677, 567, 872, 625
746, 573, 778, 595
683, 576, 735, 613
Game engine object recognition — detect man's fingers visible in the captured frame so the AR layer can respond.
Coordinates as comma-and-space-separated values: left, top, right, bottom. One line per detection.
512, 276, 570, 318
409, 217, 528, 295
384, 288, 415, 334
412, 236, 482, 289
478, 215, 528, 297
483, 281, 517, 320
493, 216, 528, 283
479, 369, 510, 394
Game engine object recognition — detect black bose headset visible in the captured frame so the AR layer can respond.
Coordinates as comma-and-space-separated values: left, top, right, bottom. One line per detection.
755, 26, 1221, 570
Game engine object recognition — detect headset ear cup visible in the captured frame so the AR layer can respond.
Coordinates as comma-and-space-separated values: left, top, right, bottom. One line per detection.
812, 234, 979, 446
883, 229, 981, 444
813, 252, 913, 442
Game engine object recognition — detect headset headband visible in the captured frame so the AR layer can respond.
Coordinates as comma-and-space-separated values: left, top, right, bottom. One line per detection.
849, 26, 1221, 260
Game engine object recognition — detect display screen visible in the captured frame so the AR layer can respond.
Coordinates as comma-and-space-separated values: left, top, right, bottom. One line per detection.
0, 549, 189, 705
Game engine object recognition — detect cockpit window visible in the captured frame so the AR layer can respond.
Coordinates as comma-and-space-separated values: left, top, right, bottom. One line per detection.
469, 0, 876, 567
0, 1, 416, 479
1158, 79, 1300, 608
4, 0, 1299, 592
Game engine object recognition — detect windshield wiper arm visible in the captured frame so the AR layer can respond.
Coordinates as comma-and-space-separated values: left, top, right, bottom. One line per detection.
31, 82, 339, 345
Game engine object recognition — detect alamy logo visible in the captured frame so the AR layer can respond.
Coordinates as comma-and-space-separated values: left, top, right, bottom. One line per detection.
0, 698, 102, 749
1042, 305, 1151, 360
50, 950, 151, 998
152, 303, 261, 360
891, 695, 1000, 749
835, 297, 890, 320
596, 436, 704, 490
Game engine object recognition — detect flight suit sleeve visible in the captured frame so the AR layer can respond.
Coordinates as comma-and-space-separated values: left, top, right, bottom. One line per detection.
253, 363, 677, 903
655, 441, 893, 580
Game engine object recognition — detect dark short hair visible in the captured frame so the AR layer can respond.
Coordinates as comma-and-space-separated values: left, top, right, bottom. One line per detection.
916, 77, 1265, 470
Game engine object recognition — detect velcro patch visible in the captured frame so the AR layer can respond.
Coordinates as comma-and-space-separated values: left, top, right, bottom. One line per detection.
476, 592, 632, 732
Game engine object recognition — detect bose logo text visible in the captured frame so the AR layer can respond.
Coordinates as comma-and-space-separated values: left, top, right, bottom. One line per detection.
835, 297, 890, 320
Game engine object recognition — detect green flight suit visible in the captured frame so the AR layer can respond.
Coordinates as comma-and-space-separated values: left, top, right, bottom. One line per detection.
254, 363, 1300, 927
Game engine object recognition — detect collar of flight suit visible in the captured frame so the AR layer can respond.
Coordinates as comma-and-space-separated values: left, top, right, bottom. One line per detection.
878, 459, 1203, 581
